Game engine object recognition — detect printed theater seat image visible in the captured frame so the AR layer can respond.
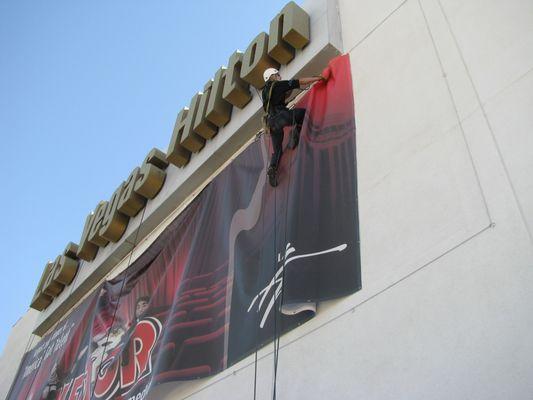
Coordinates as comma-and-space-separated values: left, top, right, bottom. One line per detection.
153, 263, 229, 382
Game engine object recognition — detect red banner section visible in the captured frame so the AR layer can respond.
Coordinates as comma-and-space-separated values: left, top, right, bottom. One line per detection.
8, 55, 360, 400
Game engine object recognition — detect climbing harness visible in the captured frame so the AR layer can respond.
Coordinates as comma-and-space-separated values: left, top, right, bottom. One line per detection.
261, 81, 277, 136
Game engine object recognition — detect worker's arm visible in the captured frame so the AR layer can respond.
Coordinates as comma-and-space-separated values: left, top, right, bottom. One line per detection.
298, 76, 326, 88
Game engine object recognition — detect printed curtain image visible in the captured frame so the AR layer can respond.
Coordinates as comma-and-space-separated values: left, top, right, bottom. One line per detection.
7, 54, 360, 400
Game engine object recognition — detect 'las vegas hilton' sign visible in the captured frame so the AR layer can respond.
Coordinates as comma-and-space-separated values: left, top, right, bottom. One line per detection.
30, 1, 311, 313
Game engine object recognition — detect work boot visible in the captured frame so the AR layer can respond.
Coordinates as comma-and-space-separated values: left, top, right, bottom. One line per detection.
267, 166, 279, 187
288, 126, 301, 149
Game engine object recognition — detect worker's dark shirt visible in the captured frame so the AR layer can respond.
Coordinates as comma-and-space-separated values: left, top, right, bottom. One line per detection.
262, 79, 300, 115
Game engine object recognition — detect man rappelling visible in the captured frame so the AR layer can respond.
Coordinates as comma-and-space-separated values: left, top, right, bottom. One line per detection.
262, 68, 328, 187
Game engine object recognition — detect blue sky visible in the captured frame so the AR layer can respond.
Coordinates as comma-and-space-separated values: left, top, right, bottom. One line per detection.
0, 0, 297, 355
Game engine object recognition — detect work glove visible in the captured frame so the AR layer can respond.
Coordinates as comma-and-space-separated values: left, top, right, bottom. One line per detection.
321, 65, 332, 81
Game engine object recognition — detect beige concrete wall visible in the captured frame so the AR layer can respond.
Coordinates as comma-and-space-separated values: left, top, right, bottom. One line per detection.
151, 0, 533, 398
0, 309, 39, 399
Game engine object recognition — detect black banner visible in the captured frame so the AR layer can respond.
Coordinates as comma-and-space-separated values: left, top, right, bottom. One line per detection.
8, 54, 360, 400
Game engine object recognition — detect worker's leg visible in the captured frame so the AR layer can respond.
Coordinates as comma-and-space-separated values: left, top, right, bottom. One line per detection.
268, 110, 292, 170
292, 108, 306, 126
267, 109, 301, 186
269, 127, 284, 170
288, 108, 306, 149
267, 117, 285, 187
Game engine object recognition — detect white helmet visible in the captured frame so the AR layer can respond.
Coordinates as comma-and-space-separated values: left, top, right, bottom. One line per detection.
263, 67, 279, 82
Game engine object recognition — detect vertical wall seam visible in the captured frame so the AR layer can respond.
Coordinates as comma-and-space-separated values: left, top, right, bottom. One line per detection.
345, 0, 409, 55
435, 0, 533, 247
331, 0, 344, 52
417, 0, 493, 226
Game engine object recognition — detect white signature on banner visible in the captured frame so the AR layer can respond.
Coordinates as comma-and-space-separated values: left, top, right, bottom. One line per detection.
247, 242, 347, 328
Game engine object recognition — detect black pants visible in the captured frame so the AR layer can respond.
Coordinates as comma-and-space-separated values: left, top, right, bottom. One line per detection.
268, 108, 305, 169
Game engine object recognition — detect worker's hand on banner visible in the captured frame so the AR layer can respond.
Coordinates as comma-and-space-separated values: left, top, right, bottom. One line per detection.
321, 65, 332, 82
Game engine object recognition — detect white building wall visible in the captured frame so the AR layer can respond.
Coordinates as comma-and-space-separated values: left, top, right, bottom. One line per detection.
0, 309, 39, 400
150, 0, 533, 398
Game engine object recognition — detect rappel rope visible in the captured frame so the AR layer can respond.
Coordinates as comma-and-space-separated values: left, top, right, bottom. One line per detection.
6, 205, 147, 400
252, 183, 266, 400
272, 108, 297, 400
5, 333, 38, 400
90, 205, 148, 400
251, 82, 313, 400
271, 162, 279, 400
